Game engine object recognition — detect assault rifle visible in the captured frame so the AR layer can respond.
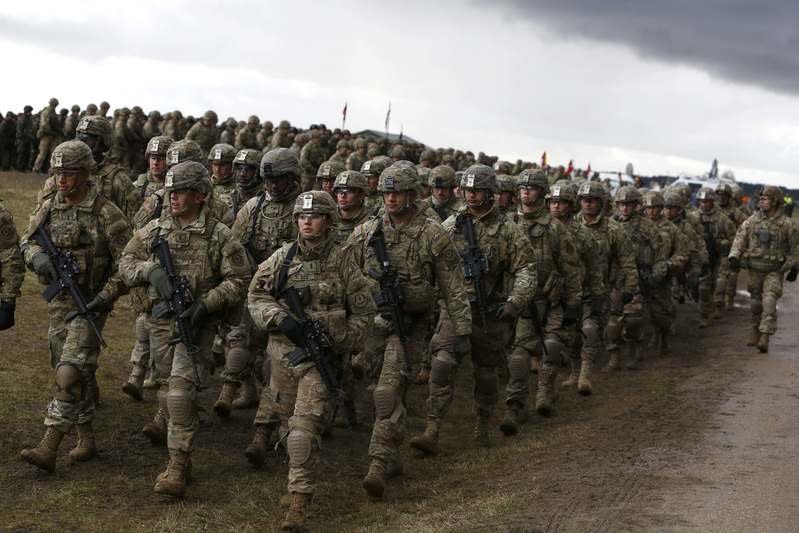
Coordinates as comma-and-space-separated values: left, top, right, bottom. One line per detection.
456, 214, 490, 324
367, 221, 410, 369
702, 222, 719, 267
34, 223, 106, 347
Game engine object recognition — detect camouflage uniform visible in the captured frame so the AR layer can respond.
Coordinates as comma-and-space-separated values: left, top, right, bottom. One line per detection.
716, 184, 748, 309
663, 191, 709, 306
126, 107, 147, 175
119, 161, 250, 497
112, 108, 131, 168
495, 173, 517, 216
346, 163, 471, 497
185, 111, 219, 155
575, 182, 638, 388
227, 149, 302, 431
247, 191, 374, 530
360, 156, 393, 215
20, 141, 131, 472
32, 99, 61, 173
643, 191, 689, 356
15, 108, 36, 171
694, 188, 737, 327
729, 186, 799, 352
419, 165, 465, 221
411, 164, 535, 454
331, 170, 372, 245
63, 106, 81, 141
505, 171, 582, 421
608, 186, 668, 369
235, 116, 260, 150
207, 143, 238, 225
0, 201, 24, 330
269, 120, 292, 149
299, 131, 326, 192
345, 138, 368, 171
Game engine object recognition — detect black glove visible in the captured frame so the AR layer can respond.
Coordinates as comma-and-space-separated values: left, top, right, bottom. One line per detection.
0, 299, 16, 331
562, 305, 580, 327
728, 256, 740, 271
65, 295, 110, 322
31, 252, 56, 282
180, 301, 208, 329
453, 334, 471, 356
494, 302, 520, 322
787, 268, 798, 282
147, 265, 173, 300
278, 315, 305, 345
621, 292, 635, 305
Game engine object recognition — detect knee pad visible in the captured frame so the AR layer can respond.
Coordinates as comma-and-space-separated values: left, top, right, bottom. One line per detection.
750, 299, 763, 315
542, 338, 564, 365
473, 365, 497, 396
167, 377, 195, 426
373, 384, 399, 420
507, 350, 529, 381
582, 320, 600, 345
287, 428, 314, 467
225, 345, 252, 374
430, 351, 458, 387
211, 333, 226, 356
135, 314, 149, 343
605, 317, 622, 342
54, 363, 82, 402
762, 295, 777, 315
226, 326, 249, 348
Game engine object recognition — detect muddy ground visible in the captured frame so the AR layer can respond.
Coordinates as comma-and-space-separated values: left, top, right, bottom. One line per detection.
1, 172, 797, 532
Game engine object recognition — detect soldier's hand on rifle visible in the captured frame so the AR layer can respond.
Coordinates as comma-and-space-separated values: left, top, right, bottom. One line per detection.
146, 265, 173, 300
65, 294, 110, 322
728, 256, 740, 271
278, 315, 305, 345
31, 252, 56, 282
562, 305, 580, 327
0, 299, 16, 330
495, 301, 520, 322
181, 301, 208, 329
453, 334, 471, 356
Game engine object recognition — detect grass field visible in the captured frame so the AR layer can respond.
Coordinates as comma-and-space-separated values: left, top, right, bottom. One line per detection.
0, 171, 734, 532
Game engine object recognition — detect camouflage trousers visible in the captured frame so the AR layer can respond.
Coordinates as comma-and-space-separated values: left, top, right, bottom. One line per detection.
567, 300, 608, 368
506, 303, 572, 407
368, 312, 433, 466
148, 317, 216, 453
129, 313, 151, 370
647, 286, 675, 335
606, 290, 646, 349
714, 260, 734, 306
427, 307, 512, 420
223, 306, 268, 386
44, 295, 107, 433
747, 270, 784, 334
698, 262, 722, 317
32, 135, 56, 173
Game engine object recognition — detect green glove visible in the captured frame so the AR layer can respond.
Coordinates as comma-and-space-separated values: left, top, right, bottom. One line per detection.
147, 265, 173, 300
31, 252, 56, 282
65, 295, 110, 322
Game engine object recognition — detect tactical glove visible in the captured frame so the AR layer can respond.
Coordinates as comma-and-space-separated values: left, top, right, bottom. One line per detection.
31, 252, 56, 282
728, 256, 740, 271
278, 315, 305, 346
787, 268, 798, 283
147, 265, 173, 301
562, 305, 580, 327
180, 301, 208, 329
495, 301, 520, 322
0, 299, 16, 331
65, 295, 110, 323
453, 334, 471, 357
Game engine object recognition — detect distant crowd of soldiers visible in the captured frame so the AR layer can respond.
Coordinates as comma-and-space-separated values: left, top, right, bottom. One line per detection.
1, 97, 798, 533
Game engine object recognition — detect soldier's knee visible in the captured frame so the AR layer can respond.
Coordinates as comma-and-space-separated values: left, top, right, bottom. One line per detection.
430, 351, 457, 387
167, 377, 195, 426
605, 317, 622, 342
225, 345, 252, 374
287, 428, 315, 468
507, 350, 529, 380
135, 314, 149, 342
542, 338, 564, 365
582, 320, 600, 345
762, 295, 778, 314
373, 384, 399, 420
54, 363, 82, 402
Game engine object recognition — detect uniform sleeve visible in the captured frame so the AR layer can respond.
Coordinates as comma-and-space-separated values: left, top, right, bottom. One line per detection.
728, 218, 751, 261
132, 192, 161, 230
782, 219, 799, 271
231, 201, 255, 246
112, 168, 142, 221
202, 231, 252, 313
668, 225, 690, 273
430, 226, 472, 336
339, 247, 377, 353
247, 250, 285, 331
0, 208, 25, 300
19, 200, 50, 266
580, 230, 606, 299
506, 223, 538, 311
554, 224, 582, 308
97, 204, 133, 302
611, 224, 639, 295
118, 227, 157, 288
718, 215, 736, 254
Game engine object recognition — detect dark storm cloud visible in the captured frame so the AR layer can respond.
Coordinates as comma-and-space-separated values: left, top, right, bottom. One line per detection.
491, 0, 799, 95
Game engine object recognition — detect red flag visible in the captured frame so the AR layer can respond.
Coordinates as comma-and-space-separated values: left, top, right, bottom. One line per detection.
586, 162, 592, 174
566, 159, 574, 175
341, 101, 348, 129
541, 151, 547, 167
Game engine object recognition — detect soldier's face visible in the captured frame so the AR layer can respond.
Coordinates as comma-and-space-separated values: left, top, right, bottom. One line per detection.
170, 189, 204, 217
464, 189, 490, 208
55, 169, 89, 196
234, 165, 258, 187
580, 197, 601, 216
265, 176, 292, 196
367, 176, 379, 193
383, 191, 412, 214
699, 199, 714, 212
297, 213, 328, 239
320, 179, 334, 194
335, 188, 363, 209
549, 199, 571, 218
758, 196, 773, 212
718, 192, 730, 206
617, 202, 637, 218
149, 155, 166, 177
497, 191, 515, 208
211, 162, 233, 179
432, 186, 452, 202
665, 206, 682, 220
644, 206, 661, 220
519, 186, 542, 206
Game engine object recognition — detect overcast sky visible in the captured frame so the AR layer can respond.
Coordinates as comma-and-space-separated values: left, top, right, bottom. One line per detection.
2, 0, 799, 186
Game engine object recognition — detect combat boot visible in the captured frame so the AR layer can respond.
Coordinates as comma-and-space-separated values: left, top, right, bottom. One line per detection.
472, 414, 491, 448
578, 359, 593, 396
362, 460, 387, 499
536, 363, 559, 417
625, 342, 642, 370
142, 389, 168, 445
281, 492, 312, 532
245, 424, 273, 467
602, 349, 620, 372
153, 450, 189, 498
142, 370, 158, 389
122, 364, 146, 401
414, 367, 430, 385
499, 401, 527, 436
68, 422, 97, 462
213, 382, 238, 418
747, 327, 760, 346
561, 358, 579, 388
409, 420, 440, 455
20, 426, 65, 473
232, 376, 258, 410
757, 333, 770, 353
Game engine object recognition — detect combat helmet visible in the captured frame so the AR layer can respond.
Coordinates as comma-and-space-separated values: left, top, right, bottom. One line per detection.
208, 143, 236, 163
577, 180, 606, 200
642, 191, 665, 208
317, 160, 346, 181
695, 187, 716, 202
759, 185, 784, 207
332, 170, 368, 192
460, 164, 497, 193
76, 116, 113, 149
166, 139, 204, 167
361, 156, 393, 178
164, 161, 212, 195
293, 190, 338, 222
496, 174, 517, 193
145, 136, 174, 157
614, 185, 643, 203
378, 163, 419, 192
429, 165, 457, 188
548, 179, 576, 204
516, 168, 549, 192
50, 140, 95, 172
663, 190, 685, 208
261, 148, 300, 179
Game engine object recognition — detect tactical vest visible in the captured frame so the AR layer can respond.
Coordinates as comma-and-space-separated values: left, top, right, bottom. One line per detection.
247, 198, 298, 265
747, 215, 788, 272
